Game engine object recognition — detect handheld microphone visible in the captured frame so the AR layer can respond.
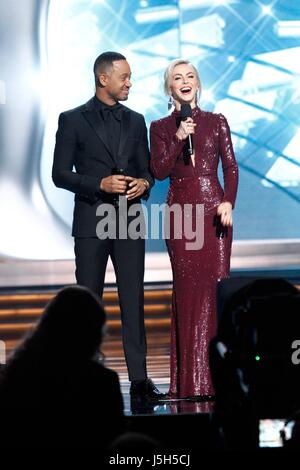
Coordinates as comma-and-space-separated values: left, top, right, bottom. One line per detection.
180, 104, 193, 155
111, 168, 126, 207
111, 167, 125, 176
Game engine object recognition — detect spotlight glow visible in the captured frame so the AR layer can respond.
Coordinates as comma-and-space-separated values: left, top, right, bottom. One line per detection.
261, 4, 272, 16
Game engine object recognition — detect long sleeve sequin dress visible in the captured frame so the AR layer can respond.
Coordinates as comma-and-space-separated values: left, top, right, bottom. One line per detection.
150, 107, 238, 398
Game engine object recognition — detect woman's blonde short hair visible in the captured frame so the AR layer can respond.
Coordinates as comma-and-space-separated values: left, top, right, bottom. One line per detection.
164, 58, 201, 96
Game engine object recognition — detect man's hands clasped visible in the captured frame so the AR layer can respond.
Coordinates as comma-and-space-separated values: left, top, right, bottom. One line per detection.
100, 175, 149, 201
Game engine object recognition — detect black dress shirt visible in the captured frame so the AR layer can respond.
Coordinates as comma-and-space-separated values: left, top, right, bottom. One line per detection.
93, 95, 123, 161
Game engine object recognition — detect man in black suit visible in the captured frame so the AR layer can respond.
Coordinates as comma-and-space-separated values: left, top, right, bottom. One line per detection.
52, 52, 164, 401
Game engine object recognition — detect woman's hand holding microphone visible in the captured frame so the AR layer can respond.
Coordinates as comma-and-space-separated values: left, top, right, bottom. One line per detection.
176, 117, 196, 141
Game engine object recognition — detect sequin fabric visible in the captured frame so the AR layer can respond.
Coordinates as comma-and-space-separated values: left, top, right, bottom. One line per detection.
150, 107, 238, 398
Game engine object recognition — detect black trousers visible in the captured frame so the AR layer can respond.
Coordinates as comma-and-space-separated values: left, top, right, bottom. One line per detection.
74, 236, 147, 381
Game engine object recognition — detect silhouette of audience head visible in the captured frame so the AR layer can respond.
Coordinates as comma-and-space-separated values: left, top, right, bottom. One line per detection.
210, 278, 300, 449
9, 285, 106, 366
0, 286, 124, 449
109, 431, 160, 454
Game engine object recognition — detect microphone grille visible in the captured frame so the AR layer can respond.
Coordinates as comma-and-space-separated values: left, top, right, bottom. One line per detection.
180, 103, 192, 119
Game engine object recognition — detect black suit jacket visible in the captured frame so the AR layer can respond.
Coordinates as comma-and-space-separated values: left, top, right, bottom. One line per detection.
52, 97, 154, 237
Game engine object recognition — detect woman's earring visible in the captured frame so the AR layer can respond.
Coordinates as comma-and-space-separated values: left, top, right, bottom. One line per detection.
168, 96, 173, 110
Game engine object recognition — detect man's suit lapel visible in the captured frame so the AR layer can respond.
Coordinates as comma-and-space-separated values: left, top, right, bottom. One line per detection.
82, 98, 116, 164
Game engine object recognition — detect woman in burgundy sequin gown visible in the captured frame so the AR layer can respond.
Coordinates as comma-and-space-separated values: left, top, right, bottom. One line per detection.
150, 59, 238, 399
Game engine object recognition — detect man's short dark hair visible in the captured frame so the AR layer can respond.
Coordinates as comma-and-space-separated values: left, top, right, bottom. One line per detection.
93, 51, 126, 87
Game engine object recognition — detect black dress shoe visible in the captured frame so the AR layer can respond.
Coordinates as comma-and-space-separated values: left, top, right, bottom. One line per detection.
130, 379, 166, 402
